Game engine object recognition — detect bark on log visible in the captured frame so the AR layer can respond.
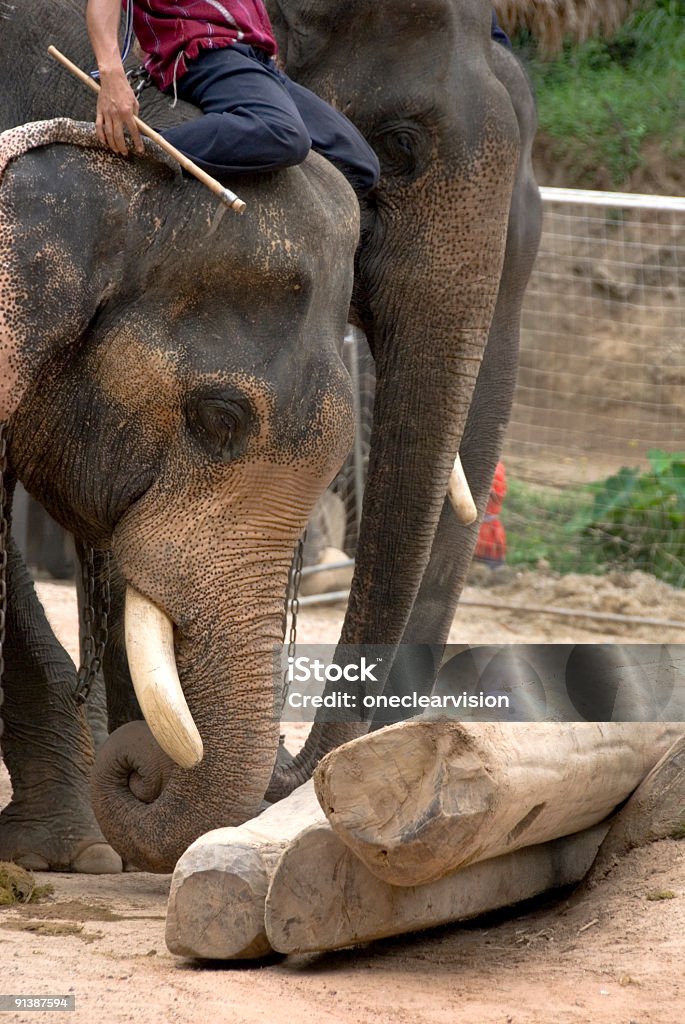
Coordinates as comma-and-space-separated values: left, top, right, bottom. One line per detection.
265, 822, 609, 954
582, 733, 685, 888
165, 780, 326, 959
314, 721, 683, 887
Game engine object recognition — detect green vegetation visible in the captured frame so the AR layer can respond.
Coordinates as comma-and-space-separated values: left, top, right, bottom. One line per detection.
584, 450, 685, 587
519, 0, 685, 187
504, 451, 685, 587
504, 478, 599, 575
645, 888, 676, 900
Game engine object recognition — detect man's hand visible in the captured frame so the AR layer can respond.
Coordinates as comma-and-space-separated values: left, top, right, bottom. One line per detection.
86, 0, 144, 156
96, 66, 144, 155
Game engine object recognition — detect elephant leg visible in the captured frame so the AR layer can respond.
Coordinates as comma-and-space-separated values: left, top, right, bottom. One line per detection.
73, 543, 108, 753
0, 537, 122, 872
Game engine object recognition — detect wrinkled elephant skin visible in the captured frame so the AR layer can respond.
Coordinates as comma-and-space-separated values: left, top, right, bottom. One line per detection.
264, 0, 542, 794
0, 17, 358, 870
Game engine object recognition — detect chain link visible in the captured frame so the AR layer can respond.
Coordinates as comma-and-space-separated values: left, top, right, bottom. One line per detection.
0, 423, 8, 692
126, 65, 152, 98
74, 546, 111, 705
281, 530, 306, 706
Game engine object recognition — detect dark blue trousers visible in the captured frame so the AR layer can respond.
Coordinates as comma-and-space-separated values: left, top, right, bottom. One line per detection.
491, 11, 512, 48
161, 43, 381, 195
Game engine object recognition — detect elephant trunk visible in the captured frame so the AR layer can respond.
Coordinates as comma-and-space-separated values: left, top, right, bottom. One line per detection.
268, 124, 520, 797
267, 309, 494, 798
92, 565, 286, 872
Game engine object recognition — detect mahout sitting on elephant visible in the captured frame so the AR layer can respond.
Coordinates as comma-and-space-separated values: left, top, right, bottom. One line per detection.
85, 0, 381, 195
0, 0, 541, 871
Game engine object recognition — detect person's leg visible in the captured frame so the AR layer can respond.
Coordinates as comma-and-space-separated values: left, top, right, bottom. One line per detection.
161, 45, 312, 177
276, 73, 380, 197
491, 11, 512, 49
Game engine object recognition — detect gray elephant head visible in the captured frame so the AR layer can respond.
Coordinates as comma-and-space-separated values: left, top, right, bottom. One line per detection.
1, 116, 358, 870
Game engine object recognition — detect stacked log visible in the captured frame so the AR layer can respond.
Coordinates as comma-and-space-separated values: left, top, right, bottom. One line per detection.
265, 821, 608, 954
166, 781, 325, 959
166, 721, 683, 959
314, 721, 684, 886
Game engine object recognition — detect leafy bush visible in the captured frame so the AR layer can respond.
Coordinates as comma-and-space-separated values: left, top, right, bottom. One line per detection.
504, 479, 600, 574
522, 0, 685, 187
584, 450, 685, 586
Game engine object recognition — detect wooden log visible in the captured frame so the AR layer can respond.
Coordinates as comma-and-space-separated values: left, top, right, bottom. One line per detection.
265, 822, 609, 954
314, 721, 684, 887
165, 780, 326, 959
582, 733, 685, 888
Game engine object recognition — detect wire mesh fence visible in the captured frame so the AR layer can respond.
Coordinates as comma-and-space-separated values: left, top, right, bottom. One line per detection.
507, 188, 685, 481
503, 188, 685, 585
309, 187, 685, 599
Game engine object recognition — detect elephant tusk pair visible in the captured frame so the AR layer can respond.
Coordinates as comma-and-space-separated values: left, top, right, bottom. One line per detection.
124, 587, 204, 769
447, 456, 478, 525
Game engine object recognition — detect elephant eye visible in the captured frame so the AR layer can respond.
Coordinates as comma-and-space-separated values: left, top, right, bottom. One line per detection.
186, 393, 253, 463
372, 122, 429, 181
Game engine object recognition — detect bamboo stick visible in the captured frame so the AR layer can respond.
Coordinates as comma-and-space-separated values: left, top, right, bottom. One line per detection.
47, 45, 246, 213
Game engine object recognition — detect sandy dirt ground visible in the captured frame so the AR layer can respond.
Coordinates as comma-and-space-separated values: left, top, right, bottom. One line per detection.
1, 572, 684, 1024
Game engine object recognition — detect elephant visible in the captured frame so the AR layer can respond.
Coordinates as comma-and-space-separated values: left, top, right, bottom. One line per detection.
264, 0, 542, 791
0, 0, 542, 871
0, 50, 359, 869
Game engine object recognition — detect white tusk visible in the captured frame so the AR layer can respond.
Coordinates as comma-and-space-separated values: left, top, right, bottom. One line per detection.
124, 586, 204, 769
447, 455, 478, 525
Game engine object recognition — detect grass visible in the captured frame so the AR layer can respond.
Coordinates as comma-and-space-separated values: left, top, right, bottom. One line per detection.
503, 453, 685, 588
645, 888, 676, 901
503, 479, 602, 575
519, 0, 685, 187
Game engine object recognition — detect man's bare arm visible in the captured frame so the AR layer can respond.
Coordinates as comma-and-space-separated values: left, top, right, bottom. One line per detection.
86, 0, 143, 155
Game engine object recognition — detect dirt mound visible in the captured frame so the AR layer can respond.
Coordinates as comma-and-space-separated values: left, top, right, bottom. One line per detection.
534, 133, 685, 196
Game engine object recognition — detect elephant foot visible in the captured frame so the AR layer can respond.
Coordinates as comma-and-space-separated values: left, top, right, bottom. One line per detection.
0, 803, 123, 873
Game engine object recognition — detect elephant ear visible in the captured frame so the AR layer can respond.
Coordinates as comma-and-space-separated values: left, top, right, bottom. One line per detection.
0, 118, 178, 420
266, 1, 332, 75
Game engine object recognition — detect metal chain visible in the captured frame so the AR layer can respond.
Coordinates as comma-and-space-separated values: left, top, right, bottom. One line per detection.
0, 423, 8, 691
0, 427, 109, 704
126, 65, 152, 98
281, 530, 306, 705
74, 546, 111, 705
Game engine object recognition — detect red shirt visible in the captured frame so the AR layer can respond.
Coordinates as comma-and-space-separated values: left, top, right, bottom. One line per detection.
475, 462, 507, 563
125, 0, 278, 90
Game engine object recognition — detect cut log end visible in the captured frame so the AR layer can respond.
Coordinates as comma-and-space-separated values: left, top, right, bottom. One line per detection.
166, 842, 272, 960
165, 781, 326, 960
